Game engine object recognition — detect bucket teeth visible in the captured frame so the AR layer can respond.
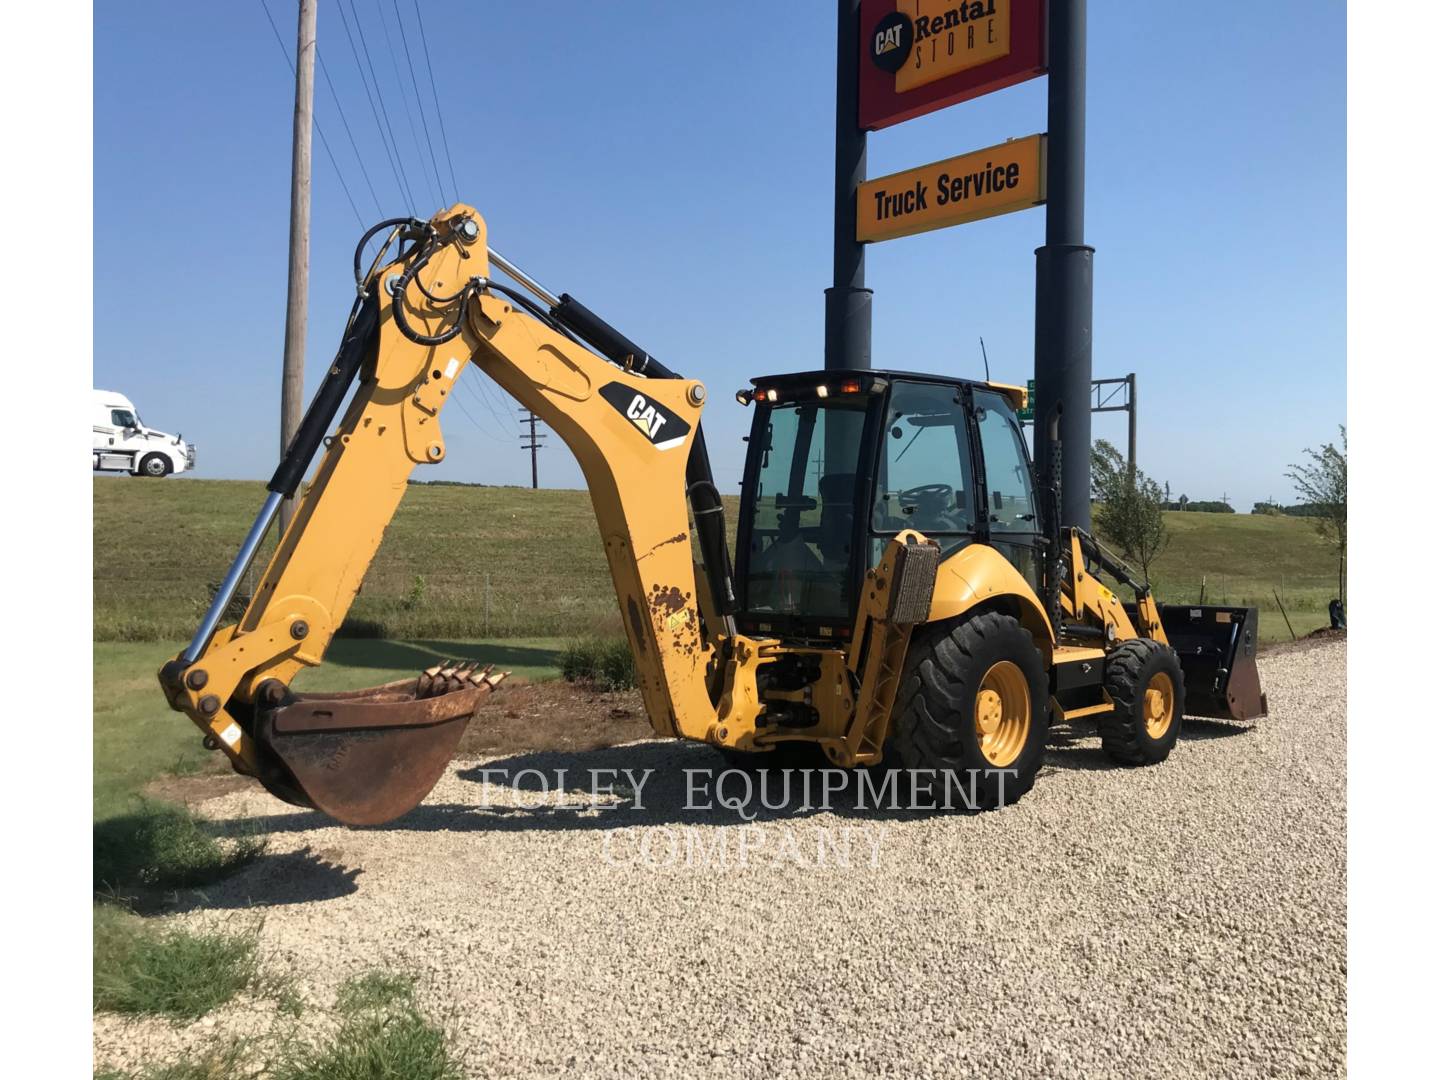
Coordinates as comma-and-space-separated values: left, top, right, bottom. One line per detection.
415, 659, 509, 699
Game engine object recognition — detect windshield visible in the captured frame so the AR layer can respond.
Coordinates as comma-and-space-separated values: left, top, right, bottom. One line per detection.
871, 381, 975, 535
740, 398, 869, 621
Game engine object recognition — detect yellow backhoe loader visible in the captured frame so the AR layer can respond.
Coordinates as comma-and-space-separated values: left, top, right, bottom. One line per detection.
159, 206, 1266, 825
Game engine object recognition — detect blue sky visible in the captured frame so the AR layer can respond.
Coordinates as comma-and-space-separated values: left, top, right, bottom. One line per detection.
94, 1, 1344, 510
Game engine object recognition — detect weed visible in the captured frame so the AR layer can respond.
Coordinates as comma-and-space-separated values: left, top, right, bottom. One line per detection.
162, 754, 202, 778
94, 801, 266, 893
93, 904, 259, 1020
94, 1041, 251, 1080
272, 969, 460, 1080
336, 970, 416, 1014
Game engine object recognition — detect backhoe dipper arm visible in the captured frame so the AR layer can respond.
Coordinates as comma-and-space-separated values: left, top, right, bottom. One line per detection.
159, 206, 748, 823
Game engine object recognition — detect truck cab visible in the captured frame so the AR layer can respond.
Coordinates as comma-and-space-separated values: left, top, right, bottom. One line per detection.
734, 370, 1039, 641
92, 389, 195, 477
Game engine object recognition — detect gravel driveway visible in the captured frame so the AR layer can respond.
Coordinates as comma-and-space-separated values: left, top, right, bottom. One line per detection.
95, 641, 1346, 1078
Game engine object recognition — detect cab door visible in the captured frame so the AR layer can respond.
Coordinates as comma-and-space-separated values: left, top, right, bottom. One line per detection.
972, 389, 1042, 591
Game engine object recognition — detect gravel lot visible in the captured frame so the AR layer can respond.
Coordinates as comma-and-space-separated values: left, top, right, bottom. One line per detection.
95, 641, 1346, 1078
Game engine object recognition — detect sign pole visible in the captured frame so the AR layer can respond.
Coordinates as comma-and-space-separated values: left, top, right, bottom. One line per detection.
825, 0, 872, 370
1032, 0, 1094, 530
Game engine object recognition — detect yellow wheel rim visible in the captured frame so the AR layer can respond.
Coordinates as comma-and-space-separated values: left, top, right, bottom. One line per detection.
1144, 671, 1176, 739
974, 661, 1031, 768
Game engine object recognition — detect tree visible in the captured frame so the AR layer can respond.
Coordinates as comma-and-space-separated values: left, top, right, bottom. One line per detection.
1286, 426, 1347, 603
1090, 439, 1170, 580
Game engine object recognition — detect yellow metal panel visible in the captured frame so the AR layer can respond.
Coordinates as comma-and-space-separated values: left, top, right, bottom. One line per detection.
927, 542, 1054, 659
896, 0, 1014, 92
856, 134, 1046, 243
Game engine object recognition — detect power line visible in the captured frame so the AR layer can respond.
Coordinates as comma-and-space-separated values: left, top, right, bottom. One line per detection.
373, 0, 440, 210
466, 370, 516, 433
258, 0, 366, 228
410, 0, 460, 202
316, 48, 383, 216
389, 0, 449, 207
335, 0, 413, 212
449, 385, 505, 444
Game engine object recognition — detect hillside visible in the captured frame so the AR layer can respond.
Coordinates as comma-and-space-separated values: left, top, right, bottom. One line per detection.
94, 479, 1340, 643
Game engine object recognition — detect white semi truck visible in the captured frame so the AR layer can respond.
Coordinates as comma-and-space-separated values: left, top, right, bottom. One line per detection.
92, 389, 195, 477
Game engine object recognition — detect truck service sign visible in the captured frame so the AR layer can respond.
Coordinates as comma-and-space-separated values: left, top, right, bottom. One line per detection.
856, 134, 1046, 243
858, 0, 1047, 130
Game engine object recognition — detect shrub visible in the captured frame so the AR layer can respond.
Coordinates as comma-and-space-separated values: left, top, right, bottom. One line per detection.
559, 637, 636, 691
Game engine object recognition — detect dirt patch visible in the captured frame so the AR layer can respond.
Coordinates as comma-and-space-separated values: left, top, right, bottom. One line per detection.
144, 772, 253, 807
1261, 626, 1346, 656
458, 678, 652, 756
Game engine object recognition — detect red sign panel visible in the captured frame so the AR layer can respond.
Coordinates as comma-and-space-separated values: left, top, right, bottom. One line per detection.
858, 0, 1048, 131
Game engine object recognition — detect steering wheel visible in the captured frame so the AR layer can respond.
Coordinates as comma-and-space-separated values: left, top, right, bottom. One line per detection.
900, 483, 962, 528
901, 483, 955, 508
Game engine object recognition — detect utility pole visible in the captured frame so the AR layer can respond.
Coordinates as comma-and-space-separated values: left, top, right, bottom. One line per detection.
519, 409, 546, 489
1032, 0, 1093, 530
279, 0, 318, 536
824, 0, 871, 371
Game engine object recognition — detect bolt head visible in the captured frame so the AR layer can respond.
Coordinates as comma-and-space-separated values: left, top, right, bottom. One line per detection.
198, 694, 221, 716
185, 668, 209, 690
458, 218, 479, 242
290, 619, 310, 640
687, 383, 707, 406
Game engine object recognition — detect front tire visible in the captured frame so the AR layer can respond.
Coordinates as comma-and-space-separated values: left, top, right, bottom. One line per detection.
1100, 639, 1185, 765
138, 453, 171, 478
891, 611, 1048, 810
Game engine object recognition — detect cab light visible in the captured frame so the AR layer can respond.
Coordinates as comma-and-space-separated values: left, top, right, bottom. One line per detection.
816, 385, 829, 398
839, 380, 862, 394
765, 389, 779, 402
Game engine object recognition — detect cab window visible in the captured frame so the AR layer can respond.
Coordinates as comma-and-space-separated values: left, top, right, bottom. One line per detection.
871, 381, 975, 536
973, 390, 1037, 534
110, 409, 138, 428
741, 398, 868, 620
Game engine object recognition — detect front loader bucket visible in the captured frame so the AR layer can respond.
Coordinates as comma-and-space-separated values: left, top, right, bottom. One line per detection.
254, 663, 507, 826
1156, 605, 1267, 722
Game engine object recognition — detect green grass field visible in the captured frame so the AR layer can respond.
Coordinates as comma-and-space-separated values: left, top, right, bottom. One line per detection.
95, 478, 1340, 646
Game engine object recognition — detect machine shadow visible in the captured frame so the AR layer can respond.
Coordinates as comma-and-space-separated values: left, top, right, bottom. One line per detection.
236, 740, 964, 837
1043, 712, 1253, 772
166, 846, 362, 911
229, 715, 1258, 838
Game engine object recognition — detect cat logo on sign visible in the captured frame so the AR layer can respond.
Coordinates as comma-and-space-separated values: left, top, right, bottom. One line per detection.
857, 0, 1045, 131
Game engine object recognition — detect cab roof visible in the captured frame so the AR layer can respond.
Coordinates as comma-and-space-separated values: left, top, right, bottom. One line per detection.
747, 369, 1027, 413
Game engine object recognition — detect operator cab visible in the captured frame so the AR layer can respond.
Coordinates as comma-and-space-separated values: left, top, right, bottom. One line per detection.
734, 370, 1040, 641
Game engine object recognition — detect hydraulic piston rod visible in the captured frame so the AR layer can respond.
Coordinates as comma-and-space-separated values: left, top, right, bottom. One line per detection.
182, 491, 283, 663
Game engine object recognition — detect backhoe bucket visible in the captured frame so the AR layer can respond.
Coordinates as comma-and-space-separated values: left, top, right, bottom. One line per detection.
253, 663, 507, 826
1156, 605, 1267, 722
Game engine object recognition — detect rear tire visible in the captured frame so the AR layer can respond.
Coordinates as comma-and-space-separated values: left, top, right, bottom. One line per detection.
138, 453, 171, 478
1100, 639, 1185, 765
890, 611, 1048, 810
